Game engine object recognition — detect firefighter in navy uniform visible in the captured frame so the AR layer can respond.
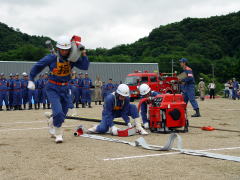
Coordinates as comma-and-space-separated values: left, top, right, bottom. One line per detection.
81, 73, 92, 108
11, 73, 22, 110
21, 72, 29, 110
0, 73, 10, 111
43, 72, 51, 109
77, 72, 84, 107
138, 83, 159, 129
179, 58, 200, 117
28, 36, 89, 143
88, 84, 148, 135
8, 73, 14, 110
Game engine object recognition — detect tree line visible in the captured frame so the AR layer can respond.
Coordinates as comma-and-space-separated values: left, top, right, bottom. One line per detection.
0, 11, 240, 93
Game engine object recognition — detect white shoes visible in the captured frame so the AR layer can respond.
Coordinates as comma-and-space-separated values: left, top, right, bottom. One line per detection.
54, 127, 63, 143
45, 112, 63, 143
44, 112, 55, 138
110, 126, 119, 136
143, 122, 149, 129
88, 125, 98, 133
134, 118, 149, 135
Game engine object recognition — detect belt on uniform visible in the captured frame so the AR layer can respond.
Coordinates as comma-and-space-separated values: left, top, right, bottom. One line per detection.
49, 80, 68, 86
0, 89, 8, 91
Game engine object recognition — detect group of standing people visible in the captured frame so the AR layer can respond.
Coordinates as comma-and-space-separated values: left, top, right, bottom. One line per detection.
198, 77, 239, 100
0, 72, 50, 111
224, 78, 239, 100
198, 79, 216, 100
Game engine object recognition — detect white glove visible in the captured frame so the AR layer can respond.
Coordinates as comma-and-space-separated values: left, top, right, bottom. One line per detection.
110, 126, 119, 136
68, 42, 81, 62
127, 122, 133, 128
27, 81, 35, 90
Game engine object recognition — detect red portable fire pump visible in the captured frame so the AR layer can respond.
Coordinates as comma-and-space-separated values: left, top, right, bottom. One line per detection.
138, 93, 189, 133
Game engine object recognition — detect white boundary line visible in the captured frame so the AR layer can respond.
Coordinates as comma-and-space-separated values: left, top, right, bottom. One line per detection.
103, 146, 240, 161
0, 125, 76, 132
0, 121, 45, 125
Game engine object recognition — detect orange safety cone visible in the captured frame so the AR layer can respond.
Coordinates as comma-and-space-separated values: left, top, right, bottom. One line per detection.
201, 126, 215, 131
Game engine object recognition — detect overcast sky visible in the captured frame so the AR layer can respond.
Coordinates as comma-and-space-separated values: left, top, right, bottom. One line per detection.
0, 0, 240, 49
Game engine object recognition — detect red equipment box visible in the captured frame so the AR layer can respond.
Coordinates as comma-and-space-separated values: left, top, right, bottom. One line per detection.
148, 94, 188, 133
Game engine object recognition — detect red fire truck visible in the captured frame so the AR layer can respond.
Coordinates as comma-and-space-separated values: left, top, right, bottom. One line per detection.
124, 71, 179, 101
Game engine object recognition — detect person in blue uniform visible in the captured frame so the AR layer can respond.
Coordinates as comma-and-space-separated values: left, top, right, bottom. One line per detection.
28, 36, 89, 143
35, 74, 44, 109
232, 78, 239, 100
179, 58, 200, 117
105, 78, 115, 96
0, 73, 10, 111
81, 73, 92, 108
101, 81, 107, 101
42, 72, 51, 109
21, 72, 29, 110
8, 73, 14, 110
69, 71, 80, 108
11, 73, 22, 110
138, 83, 159, 129
88, 84, 148, 135
77, 72, 84, 106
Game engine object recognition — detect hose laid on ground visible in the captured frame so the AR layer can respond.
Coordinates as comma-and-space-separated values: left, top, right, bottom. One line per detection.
66, 116, 240, 133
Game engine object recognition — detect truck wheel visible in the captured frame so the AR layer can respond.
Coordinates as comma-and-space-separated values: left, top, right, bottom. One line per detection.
166, 91, 172, 94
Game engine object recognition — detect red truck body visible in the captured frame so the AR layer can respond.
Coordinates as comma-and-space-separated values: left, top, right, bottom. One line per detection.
124, 71, 179, 99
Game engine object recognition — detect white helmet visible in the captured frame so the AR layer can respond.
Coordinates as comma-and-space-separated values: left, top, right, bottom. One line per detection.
139, 84, 151, 95
22, 72, 28, 76
56, 36, 71, 50
116, 84, 130, 97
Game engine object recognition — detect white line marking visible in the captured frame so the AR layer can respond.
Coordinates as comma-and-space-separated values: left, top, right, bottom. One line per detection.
0, 121, 45, 125
0, 125, 76, 132
103, 146, 240, 161
216, 109, 240, 111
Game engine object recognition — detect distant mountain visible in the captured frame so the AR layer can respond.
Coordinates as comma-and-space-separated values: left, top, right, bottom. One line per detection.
0, 11, 240, 83
0, 22, 52, 61
88, 11, 240, 82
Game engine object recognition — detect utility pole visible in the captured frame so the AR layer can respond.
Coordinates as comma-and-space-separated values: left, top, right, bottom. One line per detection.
211, 64, 215, 81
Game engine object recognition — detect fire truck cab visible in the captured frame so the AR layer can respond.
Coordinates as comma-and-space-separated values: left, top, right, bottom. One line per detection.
124, 71, 179, 101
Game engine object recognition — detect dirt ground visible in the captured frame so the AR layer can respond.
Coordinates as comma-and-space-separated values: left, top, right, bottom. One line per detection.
0, 98, 240, 180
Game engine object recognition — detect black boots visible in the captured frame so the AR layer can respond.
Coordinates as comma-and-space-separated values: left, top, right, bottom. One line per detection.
0, 106, 2, 111
88, 102, 92, 108
47, 103, 51, 109
99, 101, 102, 105
43, 103, 46, 109
82, 103, 85, 108
191, 108, 201, 117
29, 104, 33, 110
34, 104, 38, 110
95, 101, 97, 105
6, 105, 10, 111
76, 103, 79, 108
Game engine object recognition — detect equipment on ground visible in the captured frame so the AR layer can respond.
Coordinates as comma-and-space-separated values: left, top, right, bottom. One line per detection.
138, 93, 188, 133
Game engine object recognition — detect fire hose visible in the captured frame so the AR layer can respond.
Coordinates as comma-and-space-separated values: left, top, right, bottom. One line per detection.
76, 131, 240, 162
66, 116, 240, 133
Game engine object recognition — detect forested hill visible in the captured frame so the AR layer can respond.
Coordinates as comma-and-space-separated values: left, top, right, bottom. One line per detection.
0, 22, 51, 61
88, 11, 240, 82
0, 11, 240, 83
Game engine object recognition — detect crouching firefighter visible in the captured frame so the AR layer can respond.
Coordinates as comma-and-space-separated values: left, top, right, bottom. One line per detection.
28, 35, 89, 143
88, 84, 148, 135
138, 83, 159, 129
